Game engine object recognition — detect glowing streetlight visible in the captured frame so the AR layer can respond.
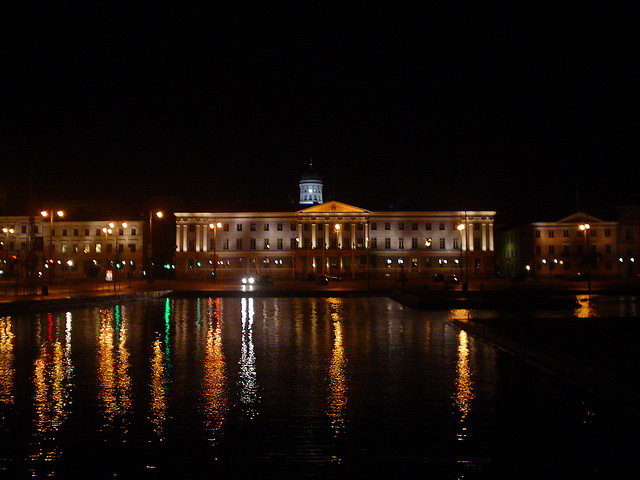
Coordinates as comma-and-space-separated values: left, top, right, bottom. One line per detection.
579, 223, 591, 294
41, 209, 64, 282
209, 221, 222, 279
148, 210, 164, 283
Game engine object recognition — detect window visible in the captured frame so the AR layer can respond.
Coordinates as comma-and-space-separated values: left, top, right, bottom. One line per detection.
548, 230, 554, 238
398, 222, 404, 230
128, 244, 136, 253
425, 222, 432, 230
290, 223, 297, 231
223, 239, 229, 250
277, 223, 283, 231
95, 244, 101, 254
264, 223, 269, 231
535, 230, 541, 238
371, 222, 377, 230
398, 238, 404, 249
62, 228, 68, 236
411, 238, 418, 249
371, 238, 377, 249
95, 228, 101, 236
85, 228, 90, 236
411, 222, 418, 230
605, 229, 611, 237
250, 223, 256, 231
439, 223, 445, 230
563, 229, 569, 237
277, 238, 283, 249
237, 224, 242, 231
236, 239, 243, 250
83, 244, 90, 254
549, 245, 555, 254
290, 238, 297, 249
223, 223, 229, 231
384, 238, 391, 249
263, 239, 270, 249
453, 238, 459, 249
425, 238, 432, 249
250, 238, 256, 249
439, 238, 446, 249
563, 244, 570, 255
384, 223, 390, 230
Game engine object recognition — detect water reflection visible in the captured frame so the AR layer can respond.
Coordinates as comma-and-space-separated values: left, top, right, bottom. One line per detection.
0, 316, 15, 408
149, 337, 168, 439
239, 297, 259, 419
454, 329, 473, 441
202, 298, 228, 444
574, 295, 598, 318
327, 299, 348, 437
30, 312, 73, 474
97, 307, 131, 432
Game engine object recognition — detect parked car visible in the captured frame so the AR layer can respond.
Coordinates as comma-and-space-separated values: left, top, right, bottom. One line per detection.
316, 275, 329, 285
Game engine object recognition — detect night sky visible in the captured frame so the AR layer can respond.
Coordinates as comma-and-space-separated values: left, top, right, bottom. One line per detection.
3, 3, 637, 223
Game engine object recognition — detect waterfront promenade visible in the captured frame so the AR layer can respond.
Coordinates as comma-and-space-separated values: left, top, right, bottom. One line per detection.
1, 275, 639, 417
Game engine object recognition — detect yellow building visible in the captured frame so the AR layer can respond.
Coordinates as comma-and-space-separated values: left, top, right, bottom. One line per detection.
174, 201, 496, 282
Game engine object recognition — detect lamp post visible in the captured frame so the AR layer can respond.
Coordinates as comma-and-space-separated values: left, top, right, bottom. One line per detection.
458, 216, 470, 292
334, 223, 341, 276
148, 211, 163, 284
40, 210, 64, 283
209, 222, 222, 280
102, 223, 114, 282
2, 227, 14, 280
579, 223, 591, 294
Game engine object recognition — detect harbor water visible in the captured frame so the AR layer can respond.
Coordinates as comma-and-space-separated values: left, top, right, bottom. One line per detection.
0, 296, 637, 478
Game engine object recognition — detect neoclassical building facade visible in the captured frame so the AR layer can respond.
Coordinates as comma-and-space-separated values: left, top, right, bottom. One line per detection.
174, 201, 496, 281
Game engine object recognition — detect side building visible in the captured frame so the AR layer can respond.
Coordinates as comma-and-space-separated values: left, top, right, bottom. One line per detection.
174, 201, 496, 282
497, 212, 621, 279
0, 215, 145, 282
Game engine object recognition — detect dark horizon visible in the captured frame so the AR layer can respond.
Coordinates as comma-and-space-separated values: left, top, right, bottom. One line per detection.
2, 4, 637, 224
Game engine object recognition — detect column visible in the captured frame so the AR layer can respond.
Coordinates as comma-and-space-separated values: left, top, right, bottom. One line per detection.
488, 222, 494, 251
297, 222, 303, 248
182, 224, 188, 252
195, 224, 202, 252
481, 223, 487, 251
311, 223, 317, 249
324, 223, 330, 249
176, 224, 182, 252
468, 223, 474, 251
350, 222, 356, 249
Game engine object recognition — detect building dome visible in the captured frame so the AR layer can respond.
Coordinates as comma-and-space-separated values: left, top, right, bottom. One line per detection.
299, 160, 323, 205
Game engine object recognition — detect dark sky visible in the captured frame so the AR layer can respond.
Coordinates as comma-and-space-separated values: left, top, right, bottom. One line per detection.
2, 3, 637, 222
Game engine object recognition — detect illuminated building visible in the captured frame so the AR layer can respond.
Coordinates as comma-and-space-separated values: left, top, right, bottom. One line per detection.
0, 216, 144, 280
175, 191, 497, 281
497, 212, 621, 278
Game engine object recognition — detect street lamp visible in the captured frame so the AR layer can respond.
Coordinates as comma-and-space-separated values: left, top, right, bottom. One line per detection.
2, 227, 14, 277
148, 210, 163, 283
457, 221, 469, 291
579, 223, 591, 293
40, 209, 64, 283
209, 222, 222, 279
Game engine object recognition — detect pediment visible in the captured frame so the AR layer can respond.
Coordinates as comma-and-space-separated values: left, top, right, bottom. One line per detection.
556, 212, 605, 224
298, 201, 370, 214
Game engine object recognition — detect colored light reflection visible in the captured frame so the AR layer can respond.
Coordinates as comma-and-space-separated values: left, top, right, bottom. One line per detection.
97, 308, 131, 431
454, 330, 474, 442
327, 299, 348, 437
202, 298, 228, 444
30, 313, 73, 474
149, 337, 168, 439
0, 316, 15, 406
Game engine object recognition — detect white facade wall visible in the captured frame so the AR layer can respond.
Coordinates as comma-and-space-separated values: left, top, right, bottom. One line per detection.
174, 202, 497, 280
